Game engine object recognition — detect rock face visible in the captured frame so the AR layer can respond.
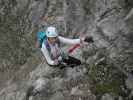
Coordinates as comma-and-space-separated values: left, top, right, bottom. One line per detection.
0, 0, 133, 100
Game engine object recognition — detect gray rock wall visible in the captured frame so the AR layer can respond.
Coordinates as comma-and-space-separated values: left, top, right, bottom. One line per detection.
0, 0, 133, 100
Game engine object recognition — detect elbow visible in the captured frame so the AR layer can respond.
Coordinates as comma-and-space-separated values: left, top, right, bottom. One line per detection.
40, 46, 56, 66
47, 60, 55, 66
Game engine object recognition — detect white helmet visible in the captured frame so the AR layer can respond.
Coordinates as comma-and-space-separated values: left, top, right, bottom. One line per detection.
46, 26, 58, 37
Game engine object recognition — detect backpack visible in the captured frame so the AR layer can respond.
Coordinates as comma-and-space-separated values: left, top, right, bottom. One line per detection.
37, 31, 47, 48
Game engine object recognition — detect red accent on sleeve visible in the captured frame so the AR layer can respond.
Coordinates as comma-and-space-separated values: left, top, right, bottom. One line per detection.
68, 44, 80, 54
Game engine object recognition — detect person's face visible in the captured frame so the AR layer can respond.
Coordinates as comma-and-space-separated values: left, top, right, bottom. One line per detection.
48, 37, 57, 44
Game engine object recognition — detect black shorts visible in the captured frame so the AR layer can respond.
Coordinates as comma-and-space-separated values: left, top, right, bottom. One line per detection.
49, 56, 81, 68
62, 56, 81, 67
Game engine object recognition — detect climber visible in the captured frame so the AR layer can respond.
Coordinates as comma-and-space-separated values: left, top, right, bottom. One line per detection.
35, 26, 94, 67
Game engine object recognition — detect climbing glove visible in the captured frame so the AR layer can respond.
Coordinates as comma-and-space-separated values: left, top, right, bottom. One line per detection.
84, 36, 94, 43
